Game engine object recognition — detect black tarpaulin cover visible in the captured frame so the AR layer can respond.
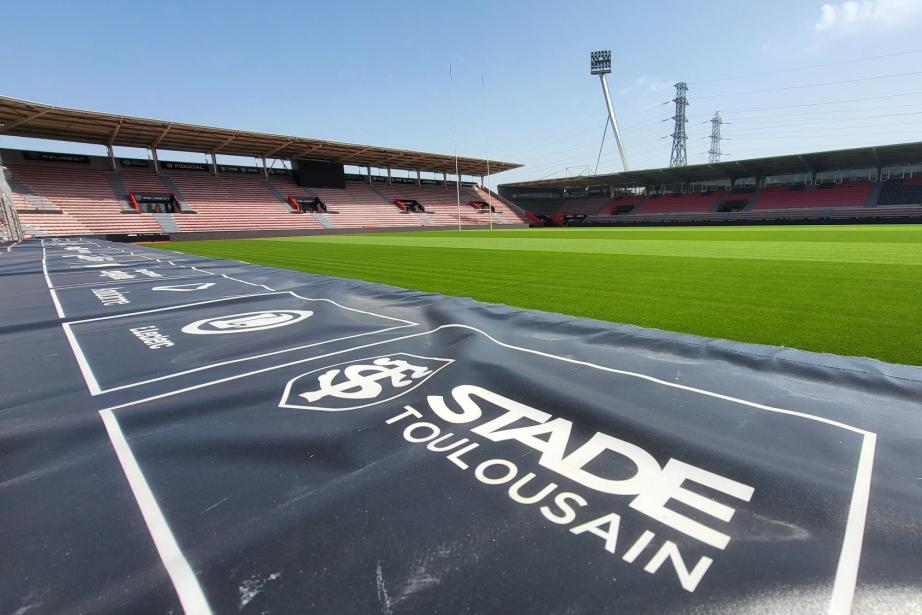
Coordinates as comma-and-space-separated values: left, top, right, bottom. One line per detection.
0, 238, 920, 614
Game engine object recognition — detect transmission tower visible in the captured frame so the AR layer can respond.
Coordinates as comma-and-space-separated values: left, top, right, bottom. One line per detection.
707, 111, 724, 163
669, 82, 689, 167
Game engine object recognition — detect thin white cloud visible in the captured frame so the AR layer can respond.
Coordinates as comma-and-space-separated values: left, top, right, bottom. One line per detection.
814, 0, 922, 32
618, 76, 673, 96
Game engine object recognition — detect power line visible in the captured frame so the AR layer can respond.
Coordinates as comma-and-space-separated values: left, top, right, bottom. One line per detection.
727, 119, 922, 137
723, 130, 922, 147
695, 70, 922, 100
688, 48, 922, 85
513, 123, 671, 168
726, 110, 922, 131
492, 121, 607, 160
686, 100, 922, 125
690, 90, 922, 115
537, 160, 595, 179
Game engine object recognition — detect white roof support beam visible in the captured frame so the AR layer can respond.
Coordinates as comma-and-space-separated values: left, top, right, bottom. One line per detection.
263, 140, 294, 159
151, 124, 172, 149
213, 133, 238, 153
340, 146, 373, 163
0, 108, 51, 133
292, 142, 327, 159
107, 120, 123, 147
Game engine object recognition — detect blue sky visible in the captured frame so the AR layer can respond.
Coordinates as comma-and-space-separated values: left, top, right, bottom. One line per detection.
2, 0, 922, 184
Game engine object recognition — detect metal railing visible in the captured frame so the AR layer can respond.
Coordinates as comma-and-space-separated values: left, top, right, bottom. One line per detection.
0, 159, 24, 244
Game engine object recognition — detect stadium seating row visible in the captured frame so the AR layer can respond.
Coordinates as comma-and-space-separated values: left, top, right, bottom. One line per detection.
541, 178, 921, 221
583, 204, 922, 224
8, 160, 526, 237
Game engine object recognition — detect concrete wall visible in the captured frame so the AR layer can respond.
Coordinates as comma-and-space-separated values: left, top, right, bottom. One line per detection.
166, 223, 530, 242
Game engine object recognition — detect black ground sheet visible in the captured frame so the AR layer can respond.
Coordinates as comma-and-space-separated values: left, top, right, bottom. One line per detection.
1, 238, 920, 614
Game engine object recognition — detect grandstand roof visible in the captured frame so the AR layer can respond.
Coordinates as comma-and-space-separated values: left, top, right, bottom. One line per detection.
502, 141, 922, 189
0, 95, 520, 176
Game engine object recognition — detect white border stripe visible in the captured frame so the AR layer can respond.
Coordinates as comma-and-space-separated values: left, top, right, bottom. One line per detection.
94, 245, 879, 611
61, 322, 101, 395
99, 323, 877, 612
99, 409, 213, 614
829, 432, 877, 614
63, 289, 417, 395
41, 244, 66, 318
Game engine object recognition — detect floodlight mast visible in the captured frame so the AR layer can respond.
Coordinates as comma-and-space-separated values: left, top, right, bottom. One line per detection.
590, 50, 629, 171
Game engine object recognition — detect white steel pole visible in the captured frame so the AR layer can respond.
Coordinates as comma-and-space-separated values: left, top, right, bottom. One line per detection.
450, 64, 462, 232
598, 73, 629, 171
482, 74, 494, 231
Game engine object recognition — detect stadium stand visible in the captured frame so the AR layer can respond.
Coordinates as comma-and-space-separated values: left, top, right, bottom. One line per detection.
607, 194, 646, 214
4, 156, 530, 237
636, 190, 724, 213
164, 172, 325, 233
502, 142, 922, 226
309, 182, 426, 229
0, 96, 525, 238
751, 181, 871, 210
373, 183, 525, 226
556, 199, 607, 216
8, 162, 163, 236
876, 179, 922, 207
470, 186, 527, 222
4, 95, 921, 235
525, 178, 922, 225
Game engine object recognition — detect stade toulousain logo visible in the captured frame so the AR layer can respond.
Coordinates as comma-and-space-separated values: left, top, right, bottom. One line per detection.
279, 353, 453, 412
181, 310, 313, 335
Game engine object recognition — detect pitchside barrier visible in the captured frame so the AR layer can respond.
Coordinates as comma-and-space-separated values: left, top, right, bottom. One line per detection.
1, 238, 920, 614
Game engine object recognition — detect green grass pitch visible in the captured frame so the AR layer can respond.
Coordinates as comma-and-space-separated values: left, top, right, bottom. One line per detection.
151, 225, 922, 366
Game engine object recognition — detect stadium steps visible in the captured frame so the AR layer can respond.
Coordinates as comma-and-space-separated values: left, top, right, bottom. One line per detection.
264, 177, 331, 229
15, 192, 58, 212
469, 186, 527, 224
743, 187, 762, 211
711, 192, 730, 212
6, 175, 58, 212
282, 181, 337, 227
313, 212, 335, 228
716, 190, 754, 212
104, 172, 136, 212
164, 172, 324, 232
368, 183, 399, 204
18, 221, 49, 237
153, 212, 180, 233
7, 163, 162, 235
159, 175, 194, 212
367, 183, 430, 225
866, 182, 884, 207
296, 185, 337, 227
262, 178, 297, 210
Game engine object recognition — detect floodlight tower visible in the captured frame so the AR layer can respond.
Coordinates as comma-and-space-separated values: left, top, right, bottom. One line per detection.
590, 50, 629, 171
707, 111, 724, 164
669, 82, 689, 167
